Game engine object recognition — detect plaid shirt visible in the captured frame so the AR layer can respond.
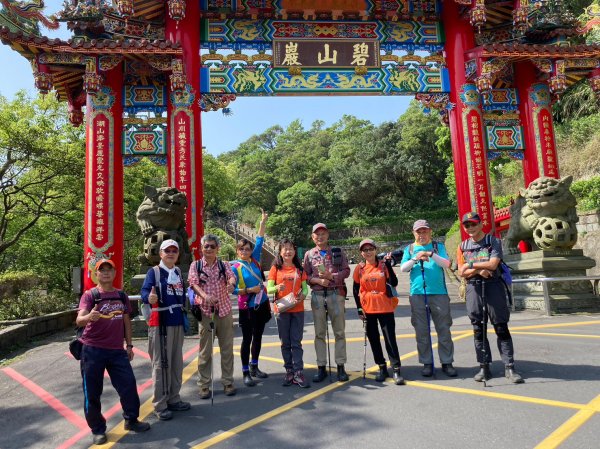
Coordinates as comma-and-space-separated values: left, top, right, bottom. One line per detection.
187, 257, 235, 318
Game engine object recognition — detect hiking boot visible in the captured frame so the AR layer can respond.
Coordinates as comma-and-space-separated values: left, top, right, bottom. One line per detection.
249, 363, 268, 379
375, 364, 389, 382
474, 364, 492, 382
282, 369, 294, 387
124, 419, 150, 432
243, 371, 256, 387
442, 363, 458, 377
505, 365, 524, 384
199, 387, 211, 400
293, 370, 310, 388
392, 367, 405, 385
167, 401, 191, 412
224, 384, 237, 396
421, 364, 433, 377
154, 409, 173, 421
313, 366, 327, 383
92, 434, 107, 445
337, 364, 349, 382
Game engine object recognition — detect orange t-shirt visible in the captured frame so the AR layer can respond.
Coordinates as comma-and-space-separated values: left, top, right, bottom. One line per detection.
353, 261, 398, 314
268, 265, 307, 313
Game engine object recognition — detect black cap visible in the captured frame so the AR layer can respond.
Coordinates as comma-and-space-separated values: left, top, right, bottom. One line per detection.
461, 211, 481, 223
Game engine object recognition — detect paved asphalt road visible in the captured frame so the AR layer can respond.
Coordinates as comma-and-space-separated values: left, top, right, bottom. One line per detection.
1, 266, 599, 449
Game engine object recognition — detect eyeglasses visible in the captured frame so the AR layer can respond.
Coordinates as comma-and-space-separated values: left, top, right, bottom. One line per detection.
463, 222, 479, 229
163, 249, 179, 254
203, 244, 217, 250
361, 247, 376, 252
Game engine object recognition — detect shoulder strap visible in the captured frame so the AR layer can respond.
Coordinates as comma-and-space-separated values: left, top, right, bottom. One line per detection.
379, 260, 389, 279
90, 287, 101, 303
433, 241, 439, 254
152, 265, 163, 301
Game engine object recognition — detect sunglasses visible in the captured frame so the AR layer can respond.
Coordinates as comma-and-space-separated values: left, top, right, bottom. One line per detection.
203, 244, 217, 250
361, 247, 376, 252
463, 222, 480, 229
163, 249, 179, 254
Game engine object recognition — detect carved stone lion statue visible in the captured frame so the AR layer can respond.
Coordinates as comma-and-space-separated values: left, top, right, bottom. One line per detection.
504, 176, 579, 254
136, 186, 191, 265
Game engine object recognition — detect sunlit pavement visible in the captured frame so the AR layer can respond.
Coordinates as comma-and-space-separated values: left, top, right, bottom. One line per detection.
1, 267, 599, 449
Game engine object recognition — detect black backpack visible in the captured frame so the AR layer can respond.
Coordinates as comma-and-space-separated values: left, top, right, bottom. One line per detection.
68, 288, 127, 361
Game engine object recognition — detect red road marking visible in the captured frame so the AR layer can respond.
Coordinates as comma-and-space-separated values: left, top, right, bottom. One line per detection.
184, 346, 198, 361
55, 378, 154, 449
1, 367, 87, 430
133, 347, 151, 359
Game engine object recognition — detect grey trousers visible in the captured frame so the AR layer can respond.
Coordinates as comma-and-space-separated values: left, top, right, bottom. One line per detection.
197, 312, 234, 389
277, 312, 305, 371
409, 294, 455, 365
148, 325, 184, 412
311, 291, 346, 366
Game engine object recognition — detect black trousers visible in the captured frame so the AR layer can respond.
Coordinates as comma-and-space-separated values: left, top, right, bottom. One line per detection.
239, 299, 271, 368
466, 279, 515, 365
366, 312, 400, 368
80, 345, 140, 435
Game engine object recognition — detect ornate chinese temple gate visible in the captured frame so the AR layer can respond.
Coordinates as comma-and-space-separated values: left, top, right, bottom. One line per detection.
1, 0, 599, 289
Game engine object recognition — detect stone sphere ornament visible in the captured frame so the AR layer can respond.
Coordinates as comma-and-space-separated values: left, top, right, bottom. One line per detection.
533, 217, 577, 250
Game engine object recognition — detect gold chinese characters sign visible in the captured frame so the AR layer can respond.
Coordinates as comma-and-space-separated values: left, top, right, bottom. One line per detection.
273, 40, 380, 69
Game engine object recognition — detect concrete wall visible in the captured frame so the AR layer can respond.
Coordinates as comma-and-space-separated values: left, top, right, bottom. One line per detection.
575, 210, 600, 276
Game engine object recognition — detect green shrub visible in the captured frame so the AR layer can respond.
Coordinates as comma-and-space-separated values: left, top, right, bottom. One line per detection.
0, 291, 75, 321
0, 271, 48, 299
571, 177, 600, 211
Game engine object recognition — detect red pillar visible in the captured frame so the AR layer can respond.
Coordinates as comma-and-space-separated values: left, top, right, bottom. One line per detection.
442, 1, 495, 235
165, 2, 204, 260
515, 61, 542, 185
527, 82, 560, 179
83, 65, 124, 289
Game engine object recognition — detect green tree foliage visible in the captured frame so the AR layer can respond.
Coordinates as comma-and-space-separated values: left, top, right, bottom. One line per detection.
215, 103, 453, 241
0, 92, 85, 291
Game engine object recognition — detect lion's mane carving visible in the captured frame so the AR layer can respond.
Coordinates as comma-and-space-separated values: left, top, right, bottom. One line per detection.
505, 176, 578, 254
136, 186, 191, 265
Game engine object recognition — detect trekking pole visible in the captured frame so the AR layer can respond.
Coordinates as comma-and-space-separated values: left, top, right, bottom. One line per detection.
362, 318, 367, 380
323, 296, 332, 382
156, 286, 169, 397
419, 260, 435, 378
481, 281, 489, 388
210, 307, 215, 406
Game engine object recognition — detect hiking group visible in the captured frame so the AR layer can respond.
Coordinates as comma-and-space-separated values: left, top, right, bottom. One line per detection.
75, 210, 523, 445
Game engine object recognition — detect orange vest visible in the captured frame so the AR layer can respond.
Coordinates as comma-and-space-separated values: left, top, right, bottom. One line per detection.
353, 261, 398, 314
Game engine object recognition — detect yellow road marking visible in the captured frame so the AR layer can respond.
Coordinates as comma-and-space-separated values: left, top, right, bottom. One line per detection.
96, 320, 599, 448
534, 395, 600, 449
511, 331, 600, 339
404, 380, 585, 411
510, 321, 600, 331
191, 373, 362, 449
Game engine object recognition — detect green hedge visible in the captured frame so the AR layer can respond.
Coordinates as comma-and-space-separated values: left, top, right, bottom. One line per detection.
572, 177, 600, 212
0, 291, 75, 321
0, 271, 48, 299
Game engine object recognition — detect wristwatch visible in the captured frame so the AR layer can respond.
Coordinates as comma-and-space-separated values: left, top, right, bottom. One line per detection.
468, 261, 474, 269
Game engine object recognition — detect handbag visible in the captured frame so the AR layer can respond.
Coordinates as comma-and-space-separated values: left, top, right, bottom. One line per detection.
274, 270, 299, 313
69, 327, 84, 360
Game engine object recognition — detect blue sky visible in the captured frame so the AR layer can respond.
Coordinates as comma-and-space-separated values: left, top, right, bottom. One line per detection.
0, 0, 411, 155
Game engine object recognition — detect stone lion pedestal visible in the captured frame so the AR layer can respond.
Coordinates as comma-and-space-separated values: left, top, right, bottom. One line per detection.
505, 249, 600, 314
